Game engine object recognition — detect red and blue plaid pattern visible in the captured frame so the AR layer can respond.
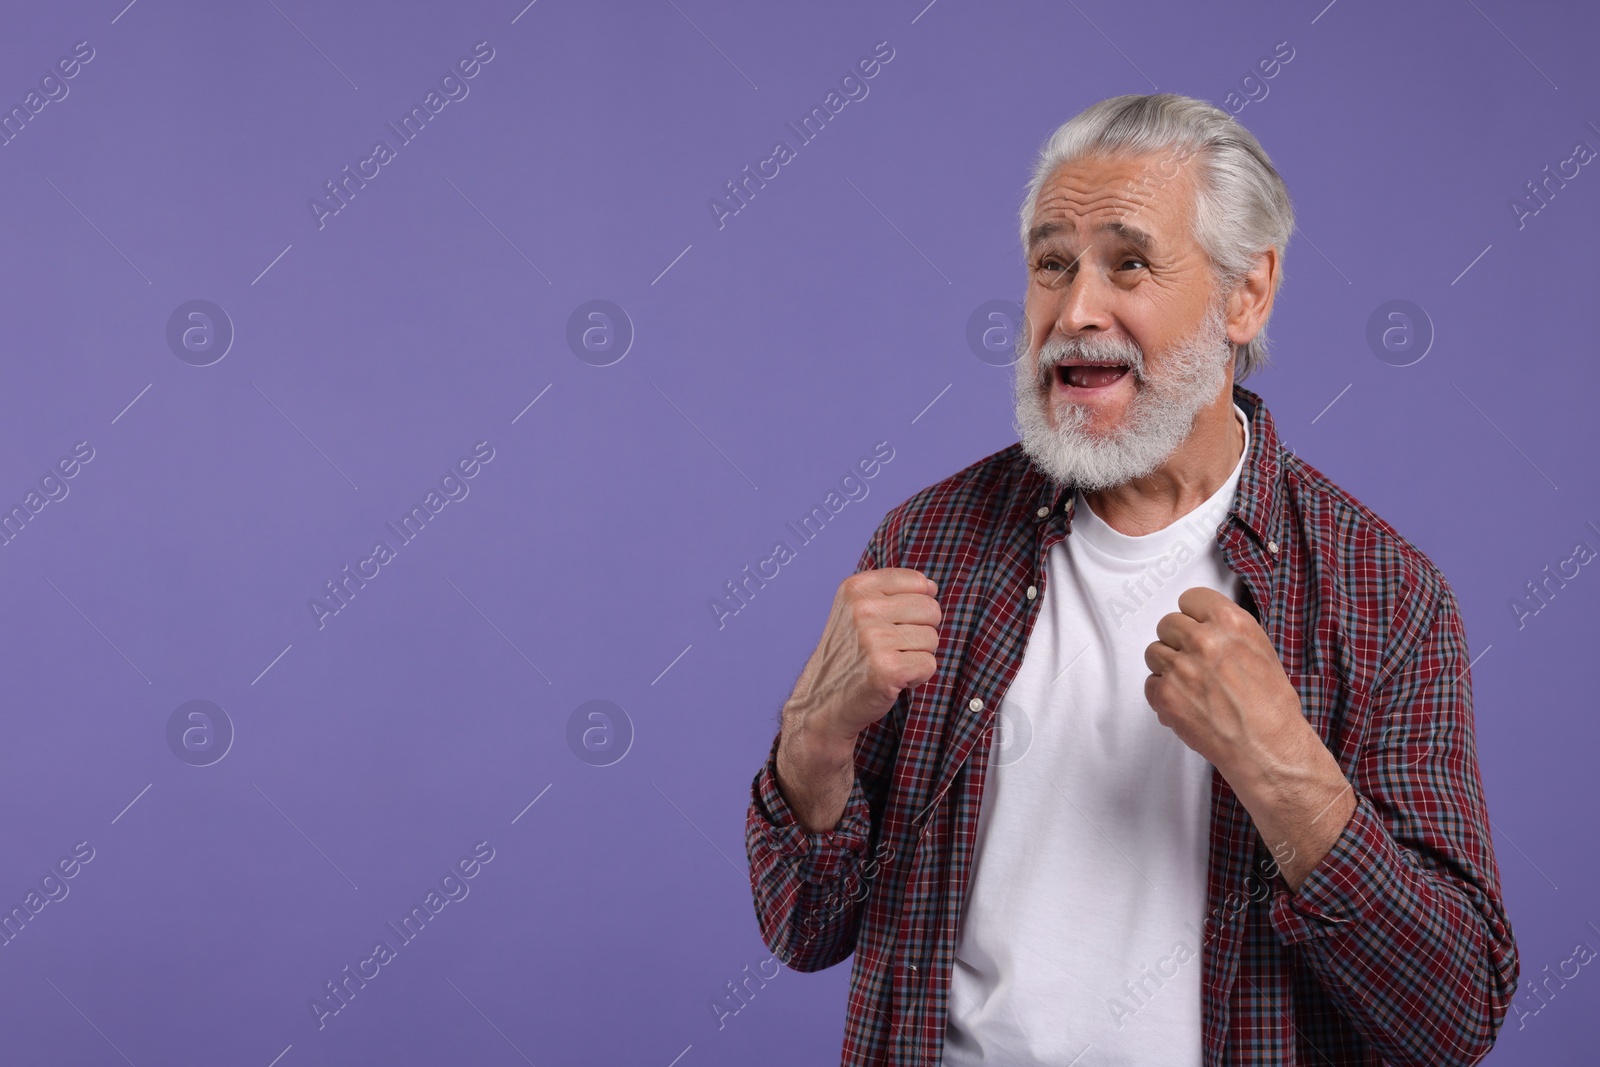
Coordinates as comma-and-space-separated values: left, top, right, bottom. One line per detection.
746, 383, 1518, 1066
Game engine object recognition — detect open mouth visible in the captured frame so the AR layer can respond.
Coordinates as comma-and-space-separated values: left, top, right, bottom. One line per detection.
1054, 363, 1131, 391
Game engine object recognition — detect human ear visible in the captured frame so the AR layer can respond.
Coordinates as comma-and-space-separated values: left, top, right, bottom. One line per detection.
1225, 247, 1278, 348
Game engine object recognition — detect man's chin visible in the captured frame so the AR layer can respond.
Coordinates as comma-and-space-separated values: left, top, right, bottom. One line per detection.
1017, 392, 1180, 491
1041, 388, 1127, 440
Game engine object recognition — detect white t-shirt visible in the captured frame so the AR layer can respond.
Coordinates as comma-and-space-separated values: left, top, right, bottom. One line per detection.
942, 404, 1250, 1066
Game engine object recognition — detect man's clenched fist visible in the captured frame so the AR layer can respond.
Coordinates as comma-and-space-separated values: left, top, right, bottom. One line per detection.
785, 568, 943, 744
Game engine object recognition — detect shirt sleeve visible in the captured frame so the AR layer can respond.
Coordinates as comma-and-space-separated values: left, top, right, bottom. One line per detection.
743, 519, 898, 973
744, 731, 878, 971
1264, 583, 1519, 1066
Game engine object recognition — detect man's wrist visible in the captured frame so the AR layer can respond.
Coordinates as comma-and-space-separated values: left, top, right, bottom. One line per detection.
1221, 714, 1332, 805
1224, 725, 1356, 891
781, 700, 860, 766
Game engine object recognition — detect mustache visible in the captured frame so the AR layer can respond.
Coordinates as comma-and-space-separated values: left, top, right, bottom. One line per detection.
1023, 333, 1147, 388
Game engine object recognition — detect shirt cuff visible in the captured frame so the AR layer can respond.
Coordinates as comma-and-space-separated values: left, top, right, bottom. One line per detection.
1268, 791, 1393, 944
750, 732, 872, 886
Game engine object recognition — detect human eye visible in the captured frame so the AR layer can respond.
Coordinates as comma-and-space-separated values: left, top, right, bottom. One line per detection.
1032, 252, 1077, 280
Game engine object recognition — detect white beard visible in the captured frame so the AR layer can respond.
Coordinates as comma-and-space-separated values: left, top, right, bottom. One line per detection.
1012, 298, 1234, 492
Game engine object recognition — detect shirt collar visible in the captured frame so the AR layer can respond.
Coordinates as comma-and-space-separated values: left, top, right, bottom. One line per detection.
1018, 382, 1285, 552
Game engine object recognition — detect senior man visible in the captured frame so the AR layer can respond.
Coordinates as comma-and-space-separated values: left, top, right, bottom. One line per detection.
744, 93, 1517, 1066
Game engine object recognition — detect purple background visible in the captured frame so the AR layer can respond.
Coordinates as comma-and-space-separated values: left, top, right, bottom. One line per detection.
0, 0, 1595, 1064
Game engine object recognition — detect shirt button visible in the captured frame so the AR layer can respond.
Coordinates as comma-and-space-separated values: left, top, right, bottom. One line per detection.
1267, 540, 1279, 555
1036, 506, 1049, 518
1026, 585, 1037, 600
910, 964, 919, 976
968, 697, 984, 712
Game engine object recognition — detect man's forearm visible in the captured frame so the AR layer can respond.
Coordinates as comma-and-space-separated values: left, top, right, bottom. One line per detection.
1227, 722, 1357, 890
774, 712, 858, 834
747, 722, 878, 973
1258, 791, 1517, 1066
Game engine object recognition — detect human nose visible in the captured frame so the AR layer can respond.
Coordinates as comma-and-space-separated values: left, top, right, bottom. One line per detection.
1046, 254, 1116, 339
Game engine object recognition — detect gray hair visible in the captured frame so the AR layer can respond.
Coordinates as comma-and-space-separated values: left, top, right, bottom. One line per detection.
1017, 93, 1294, 381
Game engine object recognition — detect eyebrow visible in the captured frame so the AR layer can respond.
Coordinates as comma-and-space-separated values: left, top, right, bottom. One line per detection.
1026, 219, 1158, 256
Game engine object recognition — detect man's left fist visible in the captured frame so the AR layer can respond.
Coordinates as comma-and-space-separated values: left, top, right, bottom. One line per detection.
1143, 586, 1308, 777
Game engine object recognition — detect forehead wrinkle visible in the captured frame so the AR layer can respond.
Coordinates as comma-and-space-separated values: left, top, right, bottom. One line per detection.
1028, 158, 1192, 254
1034, 185, 1143, 223
1027, 216, 1160, 257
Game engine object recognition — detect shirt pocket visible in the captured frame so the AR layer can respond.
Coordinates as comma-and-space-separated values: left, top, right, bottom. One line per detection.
1285, 668, 1375, 778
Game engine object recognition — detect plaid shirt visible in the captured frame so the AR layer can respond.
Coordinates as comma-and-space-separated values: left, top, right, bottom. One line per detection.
745, 383, 1518, 1066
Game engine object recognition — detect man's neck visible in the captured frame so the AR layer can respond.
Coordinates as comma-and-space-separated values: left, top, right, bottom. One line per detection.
1080, 385, 1245, 537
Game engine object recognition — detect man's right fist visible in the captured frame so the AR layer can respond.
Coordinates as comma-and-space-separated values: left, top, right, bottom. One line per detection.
784, 568, 943, 742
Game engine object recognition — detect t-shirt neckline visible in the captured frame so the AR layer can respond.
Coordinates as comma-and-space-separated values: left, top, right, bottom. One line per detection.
1069, 402, 1250, 563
